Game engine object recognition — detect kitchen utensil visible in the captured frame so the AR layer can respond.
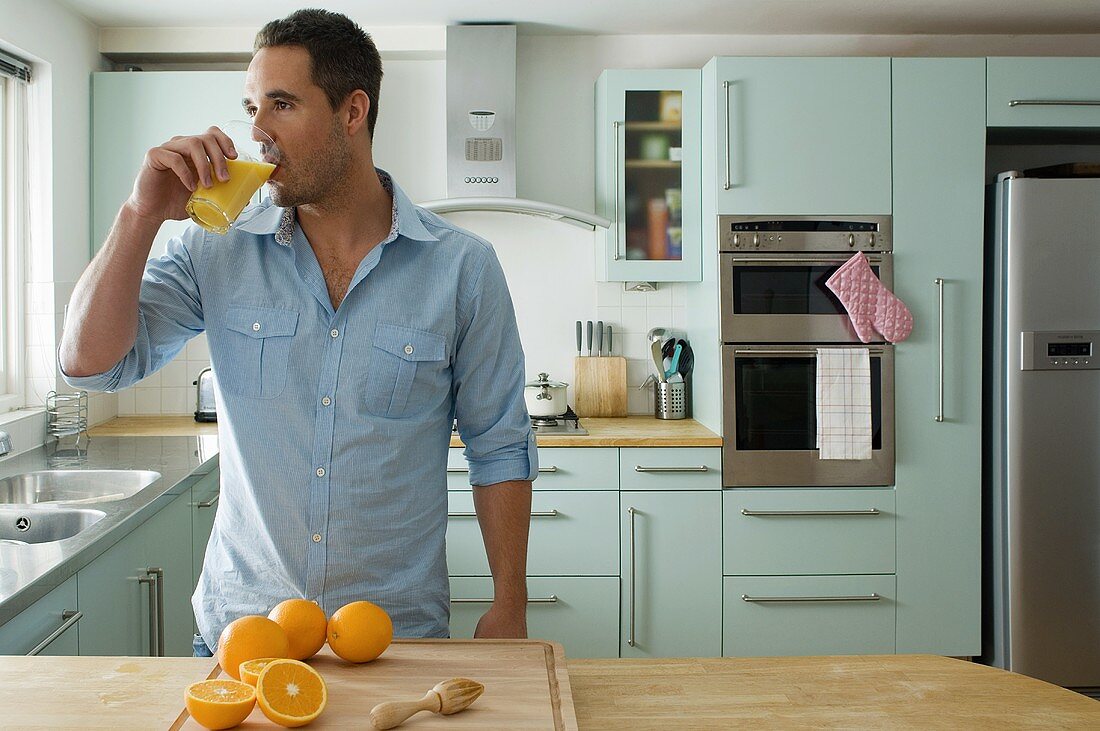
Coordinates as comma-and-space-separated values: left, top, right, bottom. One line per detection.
369, 677, 485, 730
607, 325, 613, 356
596, 320, 604, 356
647, 328, 668, 383
677, 340, 694, 378
523, 373, 569, 417
587, 321, 594, 356
665, 343, 683, 380
575, 321, 582, 357
662, 338, 676, 359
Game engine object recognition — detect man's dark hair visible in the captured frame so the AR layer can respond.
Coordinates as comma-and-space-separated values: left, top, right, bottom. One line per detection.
255, 9, 383, 138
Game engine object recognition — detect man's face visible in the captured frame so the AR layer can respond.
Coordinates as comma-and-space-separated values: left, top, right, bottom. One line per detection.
243, 46, 351, 208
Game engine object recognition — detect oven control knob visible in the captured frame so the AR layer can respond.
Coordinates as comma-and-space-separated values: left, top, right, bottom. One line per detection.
868, 233, 876, 247
752, 233, 760, 248
733, 233, 740, 247
848, 233, 856, 247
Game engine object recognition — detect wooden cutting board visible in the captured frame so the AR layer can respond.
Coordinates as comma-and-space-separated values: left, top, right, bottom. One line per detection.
573, 356, 628, 417
174, 640, 578, 730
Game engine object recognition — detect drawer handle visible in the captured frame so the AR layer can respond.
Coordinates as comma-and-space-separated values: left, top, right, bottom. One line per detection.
195, 493, 219, 509
26, 610, 82, 656
634, 465, 709, 473
740, 508, 880, 517
447, 466, 558, 474
448, 510, 559, 518
741, 594, 881, 603
935, 277, 945, 423
1008, 99, 1100, 107
627, 506, 637, 648
451, 595, 558, 604
722, 80, 732, 190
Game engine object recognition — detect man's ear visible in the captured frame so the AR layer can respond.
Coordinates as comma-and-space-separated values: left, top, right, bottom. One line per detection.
344, 90, 371, 137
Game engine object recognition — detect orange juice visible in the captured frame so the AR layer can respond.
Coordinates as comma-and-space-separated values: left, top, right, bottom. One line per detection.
186, 159, 276, 234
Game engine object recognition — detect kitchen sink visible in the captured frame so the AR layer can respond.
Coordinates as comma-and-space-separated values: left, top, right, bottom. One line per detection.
0, 469, 161, 505
0, 506, 107, 544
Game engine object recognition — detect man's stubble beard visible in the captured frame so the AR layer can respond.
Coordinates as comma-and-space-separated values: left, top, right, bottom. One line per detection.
268, 122, 352, 209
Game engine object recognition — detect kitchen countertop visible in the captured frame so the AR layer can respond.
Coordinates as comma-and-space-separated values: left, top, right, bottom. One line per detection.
90, 415, 722, 447
1, 652, 1097, 728
0, 435, 219, 627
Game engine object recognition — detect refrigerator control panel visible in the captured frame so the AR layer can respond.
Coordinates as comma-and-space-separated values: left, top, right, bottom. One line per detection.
1021, 331, 1100, 370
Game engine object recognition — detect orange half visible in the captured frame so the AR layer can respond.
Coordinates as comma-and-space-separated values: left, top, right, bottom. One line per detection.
255, 658, 328, 727
185, 679, 256, 730
239, 657, 281, 687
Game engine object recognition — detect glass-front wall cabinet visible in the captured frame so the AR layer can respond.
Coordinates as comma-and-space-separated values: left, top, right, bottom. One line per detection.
596, 70, 701, 282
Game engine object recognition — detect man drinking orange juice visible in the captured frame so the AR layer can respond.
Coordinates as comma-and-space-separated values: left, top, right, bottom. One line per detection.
59, 9, 536, 657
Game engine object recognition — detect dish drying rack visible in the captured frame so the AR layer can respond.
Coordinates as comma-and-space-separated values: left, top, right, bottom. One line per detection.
45, 391, 90, 461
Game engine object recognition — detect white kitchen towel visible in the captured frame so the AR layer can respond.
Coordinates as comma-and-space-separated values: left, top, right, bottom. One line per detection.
816, 348, 872, 460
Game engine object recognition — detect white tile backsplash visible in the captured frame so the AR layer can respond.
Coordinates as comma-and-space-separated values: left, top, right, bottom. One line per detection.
160, 358, 189, 389
116, 388, 136, 415
161, 387, 190, 415
134, 387, 161, 415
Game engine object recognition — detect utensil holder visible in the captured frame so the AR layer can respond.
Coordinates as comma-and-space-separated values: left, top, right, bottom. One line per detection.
654, 377, 691, 420
45, 390, 89, 445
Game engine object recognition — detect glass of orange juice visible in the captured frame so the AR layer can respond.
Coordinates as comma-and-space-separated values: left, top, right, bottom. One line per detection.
186, 121, 278, 234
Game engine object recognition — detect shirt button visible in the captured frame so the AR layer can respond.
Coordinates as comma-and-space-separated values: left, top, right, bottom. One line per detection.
252, 322, 261, 332
321, 396, 331, 406
312, 533, 322, 543
330, 328, 339, 338
315, 467, 326, 477
404, 344, 414, 355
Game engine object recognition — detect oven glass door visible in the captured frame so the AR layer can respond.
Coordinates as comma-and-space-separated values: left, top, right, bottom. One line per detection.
722, 345, 895, 487
720, 253, 893, 342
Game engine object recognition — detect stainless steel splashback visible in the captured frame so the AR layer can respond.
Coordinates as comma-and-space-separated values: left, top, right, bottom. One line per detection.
446, 25, 516, 199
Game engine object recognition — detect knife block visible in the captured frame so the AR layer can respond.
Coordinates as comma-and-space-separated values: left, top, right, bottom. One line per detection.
574, 356, 628, 417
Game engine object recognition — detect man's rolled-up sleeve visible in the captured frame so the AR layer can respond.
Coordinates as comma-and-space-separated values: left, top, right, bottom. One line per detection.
59, 229, 205, 393
452, 246, 538, 487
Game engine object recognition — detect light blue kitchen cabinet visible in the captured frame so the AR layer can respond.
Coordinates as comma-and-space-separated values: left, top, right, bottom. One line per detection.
618, 447, 721, 491
723, 489, 895, 576
724, 575, 896, 657
892, 58, 984, 656
987, 58, 1100, 128
449, 576, 620, 659
0, 576, 79, 656
703, 57, 892, 215
595, 69, 702, 282
447, 447, 618, 491
446, 490, 619, 576
191, 470, 220, 590
77, 492, 194, 657
619, 491, 721, 658
92, 71, 248, 256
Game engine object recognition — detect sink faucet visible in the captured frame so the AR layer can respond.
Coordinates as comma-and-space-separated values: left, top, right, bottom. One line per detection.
0, 431, 12, 457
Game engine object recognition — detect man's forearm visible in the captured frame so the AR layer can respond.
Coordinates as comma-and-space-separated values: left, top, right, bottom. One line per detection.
472, 479, 532, 606
59, 203, 161, 377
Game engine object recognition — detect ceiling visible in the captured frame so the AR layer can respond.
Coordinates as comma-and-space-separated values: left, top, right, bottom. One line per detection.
53, 0, 1100, 35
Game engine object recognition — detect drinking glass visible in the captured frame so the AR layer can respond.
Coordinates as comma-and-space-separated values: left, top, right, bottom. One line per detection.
185, 121, 278, 234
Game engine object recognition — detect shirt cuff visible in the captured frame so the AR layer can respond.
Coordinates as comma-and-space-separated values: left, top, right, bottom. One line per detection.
468, 430, 539, 487
56, 347, 125, 393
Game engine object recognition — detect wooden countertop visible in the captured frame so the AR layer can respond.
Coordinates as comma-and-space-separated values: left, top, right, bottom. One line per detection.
2, 653, 1097, 729
89, 415, 721, 447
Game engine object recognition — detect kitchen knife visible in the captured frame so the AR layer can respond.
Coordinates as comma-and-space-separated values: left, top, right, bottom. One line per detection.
596, 320, 604, 357
586, 321, 593, 356
576, 321, 582, 357
607, 325, 613, 356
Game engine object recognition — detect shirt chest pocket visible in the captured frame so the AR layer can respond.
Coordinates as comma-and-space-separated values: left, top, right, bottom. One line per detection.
220, 305, 299, 399
366, 323, 449, 418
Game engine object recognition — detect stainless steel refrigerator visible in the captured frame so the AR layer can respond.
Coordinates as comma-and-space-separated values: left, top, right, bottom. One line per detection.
986, 168, 1100, 692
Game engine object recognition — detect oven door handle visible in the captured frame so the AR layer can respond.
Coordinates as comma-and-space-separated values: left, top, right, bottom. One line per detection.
726, 255, 885, 265
733, 348, 886, 357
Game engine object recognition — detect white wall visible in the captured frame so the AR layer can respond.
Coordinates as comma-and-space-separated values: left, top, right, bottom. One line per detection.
1, 0, 110, 450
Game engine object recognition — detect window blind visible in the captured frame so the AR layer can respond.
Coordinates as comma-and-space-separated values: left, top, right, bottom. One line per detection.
0, 50, 31, 82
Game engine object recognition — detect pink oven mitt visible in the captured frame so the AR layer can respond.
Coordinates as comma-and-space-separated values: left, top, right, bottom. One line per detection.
825, 252, 913, 344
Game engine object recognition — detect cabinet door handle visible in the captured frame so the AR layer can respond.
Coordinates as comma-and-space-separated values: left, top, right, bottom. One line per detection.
26, 610, 82, 656
722, 81, 732, 190
448, 510, 559, 518
634, 465, 708, 473
451, 595, 558, 604
137, 574, 158, 657
740, 508, 880, 517
149, 567, 164, 658
195, 493, 219, 508
446, 466, 557, 474
741, 593, 881, 603
1009, 99, 1100, 107
613, 120, 623, 260
935, 277, 945, 423
627, 506, 637, 648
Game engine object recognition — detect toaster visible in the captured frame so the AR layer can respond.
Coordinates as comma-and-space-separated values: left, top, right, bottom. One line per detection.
194, 367, 217, 422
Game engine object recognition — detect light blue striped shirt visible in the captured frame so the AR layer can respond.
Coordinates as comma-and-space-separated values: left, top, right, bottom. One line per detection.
63, 170, 537, 645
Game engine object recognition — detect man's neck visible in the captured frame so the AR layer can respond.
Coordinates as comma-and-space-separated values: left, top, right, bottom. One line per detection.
297, 163, 394, 260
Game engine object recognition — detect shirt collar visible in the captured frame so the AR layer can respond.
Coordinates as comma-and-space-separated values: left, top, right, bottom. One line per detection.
234, 168, 439, 245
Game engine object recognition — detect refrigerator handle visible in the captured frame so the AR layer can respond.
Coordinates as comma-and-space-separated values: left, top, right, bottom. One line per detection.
935, 277, 945, 423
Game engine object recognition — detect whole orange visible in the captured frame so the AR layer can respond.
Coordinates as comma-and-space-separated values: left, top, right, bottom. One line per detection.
268, 598, 328, 661
217, 615, 290, 680
326, 600, 393, 663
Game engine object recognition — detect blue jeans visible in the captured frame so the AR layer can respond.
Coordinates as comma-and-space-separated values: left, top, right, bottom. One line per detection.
193, 633, 214, 658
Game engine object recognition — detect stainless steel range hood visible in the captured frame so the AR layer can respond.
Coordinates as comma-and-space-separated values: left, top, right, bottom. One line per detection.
419, 25, 610, 231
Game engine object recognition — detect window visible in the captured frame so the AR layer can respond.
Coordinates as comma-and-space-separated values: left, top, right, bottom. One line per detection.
0, 49, 29, 412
